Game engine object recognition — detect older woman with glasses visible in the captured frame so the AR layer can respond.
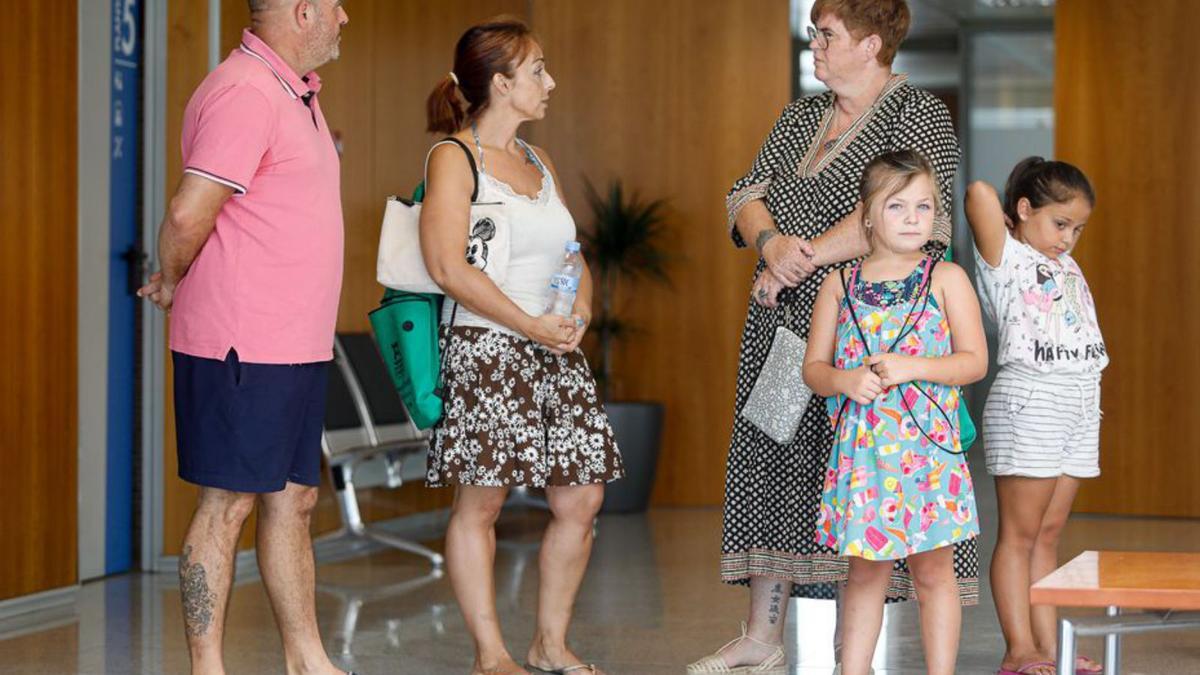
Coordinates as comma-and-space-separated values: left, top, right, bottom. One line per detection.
688, 1, 973, 672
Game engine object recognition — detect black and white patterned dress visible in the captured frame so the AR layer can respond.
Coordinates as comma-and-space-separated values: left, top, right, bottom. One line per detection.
719, 76, 978, 604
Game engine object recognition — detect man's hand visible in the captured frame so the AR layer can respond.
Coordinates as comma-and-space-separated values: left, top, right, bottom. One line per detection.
137, 271, 176, 312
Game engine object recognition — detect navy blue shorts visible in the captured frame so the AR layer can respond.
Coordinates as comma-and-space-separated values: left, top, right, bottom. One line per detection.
173, 349, 329, 493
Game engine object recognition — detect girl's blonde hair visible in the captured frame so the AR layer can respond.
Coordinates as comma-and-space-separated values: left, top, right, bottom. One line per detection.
858, 149, 941, 243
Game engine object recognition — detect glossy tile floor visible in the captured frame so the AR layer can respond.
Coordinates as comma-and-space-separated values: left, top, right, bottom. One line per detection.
3, 465, 1200, 674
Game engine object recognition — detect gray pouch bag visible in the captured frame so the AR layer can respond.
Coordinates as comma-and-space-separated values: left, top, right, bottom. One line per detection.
739, 303, 814, 445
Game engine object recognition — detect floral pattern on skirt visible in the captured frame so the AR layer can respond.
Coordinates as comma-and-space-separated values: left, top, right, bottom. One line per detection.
427, 325, 624, 488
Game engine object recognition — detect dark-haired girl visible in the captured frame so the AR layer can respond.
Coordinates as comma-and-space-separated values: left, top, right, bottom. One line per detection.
420, 18, 622, 675
965, 158, 1108, 675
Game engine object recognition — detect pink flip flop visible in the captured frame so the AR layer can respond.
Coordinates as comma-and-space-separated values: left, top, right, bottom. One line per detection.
1075, 655, 1104, 674
997, 662, 1055, 675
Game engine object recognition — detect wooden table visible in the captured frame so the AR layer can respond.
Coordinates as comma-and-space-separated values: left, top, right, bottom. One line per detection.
1031, 551, 1200, 675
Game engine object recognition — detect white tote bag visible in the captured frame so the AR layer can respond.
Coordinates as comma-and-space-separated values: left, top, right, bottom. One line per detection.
376, 138, 509, 292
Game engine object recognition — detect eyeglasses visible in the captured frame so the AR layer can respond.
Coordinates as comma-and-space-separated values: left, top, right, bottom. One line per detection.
806, 25, 830, 49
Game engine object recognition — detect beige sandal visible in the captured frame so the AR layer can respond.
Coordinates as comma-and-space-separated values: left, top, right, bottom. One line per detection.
686, 622, 786, 674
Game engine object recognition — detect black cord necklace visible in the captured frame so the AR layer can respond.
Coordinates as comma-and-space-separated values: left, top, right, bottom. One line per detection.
832, 259, 965, 456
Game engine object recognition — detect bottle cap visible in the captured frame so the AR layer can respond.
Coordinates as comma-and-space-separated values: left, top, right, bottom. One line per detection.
565, 241, 581, 253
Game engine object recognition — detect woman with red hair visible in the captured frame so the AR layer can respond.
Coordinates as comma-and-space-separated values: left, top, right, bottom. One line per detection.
420, 18, 623, 675
691, 1, 973, 673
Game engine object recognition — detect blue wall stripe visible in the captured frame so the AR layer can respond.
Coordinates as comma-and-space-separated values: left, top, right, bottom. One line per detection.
105, 0, 142, 575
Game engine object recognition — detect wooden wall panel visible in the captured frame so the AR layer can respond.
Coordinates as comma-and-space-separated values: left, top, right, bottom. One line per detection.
528, 0, 792, 505
1058, 0, 1200, 517
0, 1, 78, 600
220, 0, 248, 56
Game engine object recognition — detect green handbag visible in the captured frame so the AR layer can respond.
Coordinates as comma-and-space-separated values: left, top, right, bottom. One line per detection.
368, 290, 451, 430
957, 391, 977, 451
369, 170, 448, 429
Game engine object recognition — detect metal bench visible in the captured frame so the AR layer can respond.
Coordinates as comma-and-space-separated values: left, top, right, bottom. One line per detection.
320, 332, 444, 569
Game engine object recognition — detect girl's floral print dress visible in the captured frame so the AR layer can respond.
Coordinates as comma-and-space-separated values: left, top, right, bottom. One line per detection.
816, 258, 980, 560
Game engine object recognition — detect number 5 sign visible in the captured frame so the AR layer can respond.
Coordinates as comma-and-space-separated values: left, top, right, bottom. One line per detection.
114, 0, 138, 57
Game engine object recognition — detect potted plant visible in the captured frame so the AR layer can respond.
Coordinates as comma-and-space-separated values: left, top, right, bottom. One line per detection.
579, 180, 673, 513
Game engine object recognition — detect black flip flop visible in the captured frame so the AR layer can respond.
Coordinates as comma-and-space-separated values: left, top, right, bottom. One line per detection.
525, 665, 597, 674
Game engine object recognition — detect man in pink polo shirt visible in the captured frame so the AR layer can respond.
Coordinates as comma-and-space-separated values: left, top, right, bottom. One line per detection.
139, 2, 352, 673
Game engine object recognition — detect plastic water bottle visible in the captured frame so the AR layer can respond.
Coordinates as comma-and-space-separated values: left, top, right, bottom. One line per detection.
545, 241, 583, 316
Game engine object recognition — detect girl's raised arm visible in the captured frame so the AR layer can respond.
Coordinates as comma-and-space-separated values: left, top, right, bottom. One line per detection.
965, 181, 1008, 267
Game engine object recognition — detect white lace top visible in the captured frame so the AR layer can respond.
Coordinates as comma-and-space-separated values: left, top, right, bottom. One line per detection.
441, 135, 576, 337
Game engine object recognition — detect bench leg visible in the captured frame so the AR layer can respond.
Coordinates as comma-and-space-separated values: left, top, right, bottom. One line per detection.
332, 465, 367, 532
363, 528, 445, 568
1104, 606, 1121, 675
1059, 617, 1077, 675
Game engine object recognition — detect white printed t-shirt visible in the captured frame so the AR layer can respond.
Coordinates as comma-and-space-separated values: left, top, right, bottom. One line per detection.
974, 231, 1108, 375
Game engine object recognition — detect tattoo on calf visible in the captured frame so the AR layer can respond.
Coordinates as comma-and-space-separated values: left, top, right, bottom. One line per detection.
179, 545, 216, 638
768, 582, 784, 625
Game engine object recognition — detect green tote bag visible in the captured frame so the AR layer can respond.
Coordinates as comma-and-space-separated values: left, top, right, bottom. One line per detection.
367, 138, 478, 429
368, 290, 448, 430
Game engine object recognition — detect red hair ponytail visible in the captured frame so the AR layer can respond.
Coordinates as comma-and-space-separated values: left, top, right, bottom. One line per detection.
426, 76, 466, 135
424, 17, 537, 134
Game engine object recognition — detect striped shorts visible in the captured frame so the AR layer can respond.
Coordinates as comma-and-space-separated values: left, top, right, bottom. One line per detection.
981, 367, 1102, 478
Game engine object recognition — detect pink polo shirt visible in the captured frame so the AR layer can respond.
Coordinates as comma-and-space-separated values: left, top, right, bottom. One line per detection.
171, 29, 343, 364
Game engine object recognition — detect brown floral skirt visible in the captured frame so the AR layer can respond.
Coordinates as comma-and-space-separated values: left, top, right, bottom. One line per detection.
426, 325, 624, 488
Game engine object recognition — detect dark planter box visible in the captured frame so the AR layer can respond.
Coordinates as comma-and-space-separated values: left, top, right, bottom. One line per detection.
601, 401, 664, 513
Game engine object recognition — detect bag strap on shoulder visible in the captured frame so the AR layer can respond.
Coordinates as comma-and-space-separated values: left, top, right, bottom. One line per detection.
420, 139, 478, 387
423, 137, 480, 202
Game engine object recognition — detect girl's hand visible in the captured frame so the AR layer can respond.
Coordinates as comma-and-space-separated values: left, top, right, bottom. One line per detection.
865, 353, 923, 388
840, 365, 884, 405
752, 268, 786, 307
523, 314, 576, 355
